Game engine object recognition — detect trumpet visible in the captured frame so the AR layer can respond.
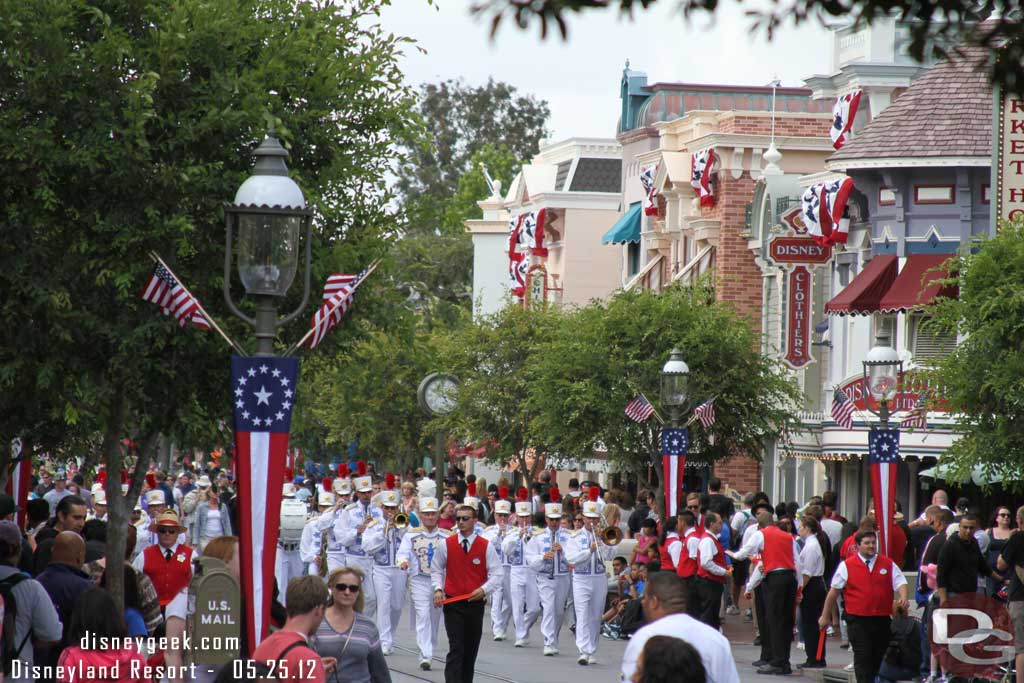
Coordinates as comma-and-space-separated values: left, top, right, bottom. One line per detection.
392, 503, 409, 530
598, 516, 623, 545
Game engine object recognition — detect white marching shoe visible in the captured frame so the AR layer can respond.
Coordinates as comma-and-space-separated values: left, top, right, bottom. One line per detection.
543, 646, 558, 656
514, 639, 528, 647
577, 653, 589, 665
418, 658, 431, 670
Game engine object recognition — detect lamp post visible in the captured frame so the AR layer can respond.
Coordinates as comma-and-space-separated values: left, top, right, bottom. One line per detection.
660, 348, 690, 428
223, 132, 313, 355
862, 333, 903, 428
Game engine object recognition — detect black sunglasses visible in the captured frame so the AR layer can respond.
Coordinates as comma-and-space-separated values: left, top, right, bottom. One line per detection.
334, 583, 360, 593
157, 528, 179, 535
456, 516, 473, 522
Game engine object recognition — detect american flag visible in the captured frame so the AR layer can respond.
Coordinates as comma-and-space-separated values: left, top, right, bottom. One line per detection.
624, 395, 655, 423
309, 269, 367, 349
831, 387, 855, 428
693, 398, 716, 429
901, 392, 928, 430
868, 428, 900, 558
140, 264, 210, 330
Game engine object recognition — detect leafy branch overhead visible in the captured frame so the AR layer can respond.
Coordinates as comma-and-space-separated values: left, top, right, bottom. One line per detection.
471, 0, 1024, 97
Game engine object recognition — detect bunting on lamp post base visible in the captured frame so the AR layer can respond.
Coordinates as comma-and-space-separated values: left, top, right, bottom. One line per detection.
231, 355, 299, 652
869, 427, 900, 560
662, 427, 688, 517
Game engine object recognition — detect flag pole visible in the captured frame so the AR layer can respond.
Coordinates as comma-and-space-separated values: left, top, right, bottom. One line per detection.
148, 252, 247, 356
284, 258, 382, 356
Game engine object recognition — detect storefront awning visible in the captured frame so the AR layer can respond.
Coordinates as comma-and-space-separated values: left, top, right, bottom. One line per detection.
825, 254, 897, 316
601, 202, 642, 245
878, 254, 958, 313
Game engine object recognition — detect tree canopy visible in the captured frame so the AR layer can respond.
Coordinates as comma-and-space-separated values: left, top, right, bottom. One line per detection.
437, 284, 802, 496
0, 0, 418, 605
928, 222, 1024, 484
471, 0, 1024, 97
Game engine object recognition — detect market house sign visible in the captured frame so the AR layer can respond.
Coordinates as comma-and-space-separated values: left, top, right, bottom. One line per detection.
994, 92, 1024, 228
766, 233, 833, 370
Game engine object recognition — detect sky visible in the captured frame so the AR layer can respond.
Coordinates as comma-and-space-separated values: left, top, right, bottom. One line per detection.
380, 1, 838, 141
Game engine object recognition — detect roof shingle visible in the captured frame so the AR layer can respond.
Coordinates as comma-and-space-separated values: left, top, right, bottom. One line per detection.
829, 47, 992, 162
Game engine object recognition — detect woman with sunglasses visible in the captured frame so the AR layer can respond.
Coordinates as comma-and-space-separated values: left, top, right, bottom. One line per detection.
313, 566, 391, 683
986, 506, 1014, 596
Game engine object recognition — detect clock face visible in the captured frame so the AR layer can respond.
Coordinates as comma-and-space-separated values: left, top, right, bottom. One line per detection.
424, 377, 458, 415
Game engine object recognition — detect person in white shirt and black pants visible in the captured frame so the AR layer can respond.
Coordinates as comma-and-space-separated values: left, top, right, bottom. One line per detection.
431, 502, 502, 683
796, 516, 829, 669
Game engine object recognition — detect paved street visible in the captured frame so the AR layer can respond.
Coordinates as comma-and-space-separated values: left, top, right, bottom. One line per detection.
383, 607, 855, 683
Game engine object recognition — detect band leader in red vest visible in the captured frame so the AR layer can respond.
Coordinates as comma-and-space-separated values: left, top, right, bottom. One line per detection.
818, 529, 909, 683
132, 509, 195, 613
431, 501, 502, 683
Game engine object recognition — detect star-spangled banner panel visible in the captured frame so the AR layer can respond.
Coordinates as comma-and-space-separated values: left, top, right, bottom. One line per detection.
231, 356, 299, 434
868, 428, 900, 465
662, 427, 688, 456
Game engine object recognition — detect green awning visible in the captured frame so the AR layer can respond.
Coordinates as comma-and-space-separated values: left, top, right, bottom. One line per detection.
601, 202, 642, 245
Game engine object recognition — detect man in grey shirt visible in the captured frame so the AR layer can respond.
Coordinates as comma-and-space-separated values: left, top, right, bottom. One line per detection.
42, 470, 73, 517
0, 520, 62, 682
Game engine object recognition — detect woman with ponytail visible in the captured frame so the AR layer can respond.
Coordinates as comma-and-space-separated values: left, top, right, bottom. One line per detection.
797, 515, 830, 668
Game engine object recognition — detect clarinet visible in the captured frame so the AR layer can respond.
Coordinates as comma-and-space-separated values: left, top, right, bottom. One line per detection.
549, 527, 557, 579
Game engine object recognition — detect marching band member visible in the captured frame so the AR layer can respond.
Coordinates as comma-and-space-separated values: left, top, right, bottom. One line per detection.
333, 463, 353, 508
566, 487, 618, 665
397, 496, 449, 671
503, 488, 542, 648
482, 487, 514, 641
463, 482, 487, 535
135, 489, 184, 559
362, 475, 409, 656
524, 487, 573, 656
299, 487, 336, 576
335, 460, 383, 619
87, 489, 108, 522
275, 474, 307, 597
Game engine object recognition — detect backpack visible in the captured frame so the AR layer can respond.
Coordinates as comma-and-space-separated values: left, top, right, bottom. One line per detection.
0, 573, 31, 675
884, 615, 922, 671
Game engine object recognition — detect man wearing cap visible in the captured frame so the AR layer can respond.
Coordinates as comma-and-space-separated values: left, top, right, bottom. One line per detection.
431, 500, 502, 682
43, 469, 72, 516
525, 489, 574, 656
397, 496, 450, 670
363, 485, 408, 656
503, 490, 542, 648
87, 489, 108, 522
300, 488, 337, 577
182, 474, 212, 536
482, 489, 514, 642
566, 490, 620, 665
335, 466, 383, 619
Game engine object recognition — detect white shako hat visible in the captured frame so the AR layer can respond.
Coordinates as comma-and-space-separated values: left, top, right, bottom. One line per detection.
381, 490, 400, 507
494, 500, 512, 515
282, 483, 297, 498
419, 497, 439, 513
318, 491, 336, 507
515, 501, 532, 517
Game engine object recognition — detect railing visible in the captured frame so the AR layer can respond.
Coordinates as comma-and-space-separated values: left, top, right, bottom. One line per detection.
624, 254, 664, 292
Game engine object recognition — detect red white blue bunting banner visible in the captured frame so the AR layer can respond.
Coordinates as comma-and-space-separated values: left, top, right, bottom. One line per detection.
831, 91, 862, 150
690, 149, 716, 208
801, 177, 855, 248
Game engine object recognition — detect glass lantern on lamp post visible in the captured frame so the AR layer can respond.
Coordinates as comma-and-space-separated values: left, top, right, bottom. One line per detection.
862, 333, 903, 428
223, 133, 313, 356
660, 348, 690, 427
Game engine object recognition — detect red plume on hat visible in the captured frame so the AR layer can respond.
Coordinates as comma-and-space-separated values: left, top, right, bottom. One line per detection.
588, 486, 599, 502
467, 482, 477, 498
516, 487, 528, 502
322, 477, 332, 493
385, 473, 396, 490
284, 467, 294, 481
121, 469, 129, 484
549, 486, 561, 502
146, 473, 157, 489
96, 470, 107, 486
499, 486, 509, 500
338, 463, 350, 478
356, 460, 367, 477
